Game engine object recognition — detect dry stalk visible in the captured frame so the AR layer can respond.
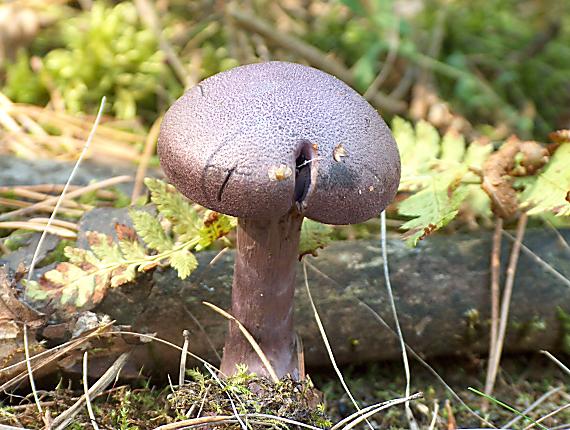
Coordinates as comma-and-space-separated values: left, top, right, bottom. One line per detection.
485, 212, 529, 398
483, 215, 504, 410
179, 330, 190, 387
202, 301, 279, 383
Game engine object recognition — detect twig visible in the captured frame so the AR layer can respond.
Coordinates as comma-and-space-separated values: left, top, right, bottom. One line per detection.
484, 216, 503, 407
202, 301, 278, 383
226, 5, 406, 114
51, 353, 130, 430
380, 211, 418, 430
485, 213, 528, 397
302, 261, 372, 430
179, 330, 190, 386
131, 115, 162, 204
83, 352, 100, 430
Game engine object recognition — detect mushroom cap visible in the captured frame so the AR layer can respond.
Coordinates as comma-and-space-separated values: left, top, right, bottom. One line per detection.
158, 61, 400, 225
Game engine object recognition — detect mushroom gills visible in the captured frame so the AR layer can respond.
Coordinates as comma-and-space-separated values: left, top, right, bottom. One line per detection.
294, 141, 314, 205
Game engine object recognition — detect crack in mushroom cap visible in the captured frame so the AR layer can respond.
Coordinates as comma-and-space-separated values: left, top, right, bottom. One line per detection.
158, 61, 401, 225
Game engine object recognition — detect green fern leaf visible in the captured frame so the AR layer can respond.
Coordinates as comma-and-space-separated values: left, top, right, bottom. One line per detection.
144, 178, 201, 238
110, 263, 138, 287
399, 171, 469, 246
129, 209, 173, 252
196, 211, 237, 251
520, 142, 570, 216
169, 249, 198, 280
440, 130, 466, 164
86, 231, 123, 263
299, 219, 333, 257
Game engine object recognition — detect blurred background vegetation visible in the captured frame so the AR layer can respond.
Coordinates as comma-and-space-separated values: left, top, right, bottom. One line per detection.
1, 0, 569, 150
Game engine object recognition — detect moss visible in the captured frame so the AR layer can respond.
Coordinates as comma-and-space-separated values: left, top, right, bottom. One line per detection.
169, 366, 330, 429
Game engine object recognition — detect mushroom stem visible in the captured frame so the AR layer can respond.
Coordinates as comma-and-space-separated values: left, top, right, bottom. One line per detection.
220, 208, 304, 379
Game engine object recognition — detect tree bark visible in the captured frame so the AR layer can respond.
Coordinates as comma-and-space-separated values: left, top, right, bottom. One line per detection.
77, 226, 570, 380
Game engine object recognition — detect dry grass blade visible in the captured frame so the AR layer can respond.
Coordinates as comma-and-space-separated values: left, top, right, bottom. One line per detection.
0, 322, 115, 391
523, 403, 570, 430
131, 115, 162, 203
540, 350, 570, 376
0, 424, 33, 430
356, 300, 496, 428
0, 175, 132, 221
51, 352, 129, 430
380, 210, 418, 430
28, 217, 78, 231
330, 393, 423, 430
302, 261, 372, 430
202, 301, 279, 383
113, 330, 218, 371
82, 351, 100, 430
0, 221, 77, 238
428, 400, 440, 430
503, 386, 563, 429
502, 230, 570, 289
26, 96, 106, 283
339, 393, 423, 430
22, 324, 42, 417
154, 413, 323, 430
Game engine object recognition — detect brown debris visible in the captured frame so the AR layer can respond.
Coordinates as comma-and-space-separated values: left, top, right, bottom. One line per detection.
481, 136, 548, 219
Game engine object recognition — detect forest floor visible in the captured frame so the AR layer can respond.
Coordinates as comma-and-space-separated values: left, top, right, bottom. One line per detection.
1, 353, 569, 429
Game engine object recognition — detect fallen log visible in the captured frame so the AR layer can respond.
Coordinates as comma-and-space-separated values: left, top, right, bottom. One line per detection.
66, 214, 570, 379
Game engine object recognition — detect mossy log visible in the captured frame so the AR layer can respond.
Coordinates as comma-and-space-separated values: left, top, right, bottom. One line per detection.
76, 218, 570, 379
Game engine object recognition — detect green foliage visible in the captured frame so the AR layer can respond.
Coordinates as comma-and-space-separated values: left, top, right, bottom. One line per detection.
25, 179, 235, 313
3, 52, 49, 105
4, 2, 181, 119
399, 172, 469, 246
299, 219, 333, 258
520, 142, 570, 216
393, 117, 492, 245
394, 118, 570, 245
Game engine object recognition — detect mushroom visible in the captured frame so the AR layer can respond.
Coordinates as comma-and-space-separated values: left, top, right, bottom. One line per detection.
158, 61, 400, 380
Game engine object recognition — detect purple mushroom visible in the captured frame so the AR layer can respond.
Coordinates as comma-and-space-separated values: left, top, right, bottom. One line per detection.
158, 61, 401, 380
